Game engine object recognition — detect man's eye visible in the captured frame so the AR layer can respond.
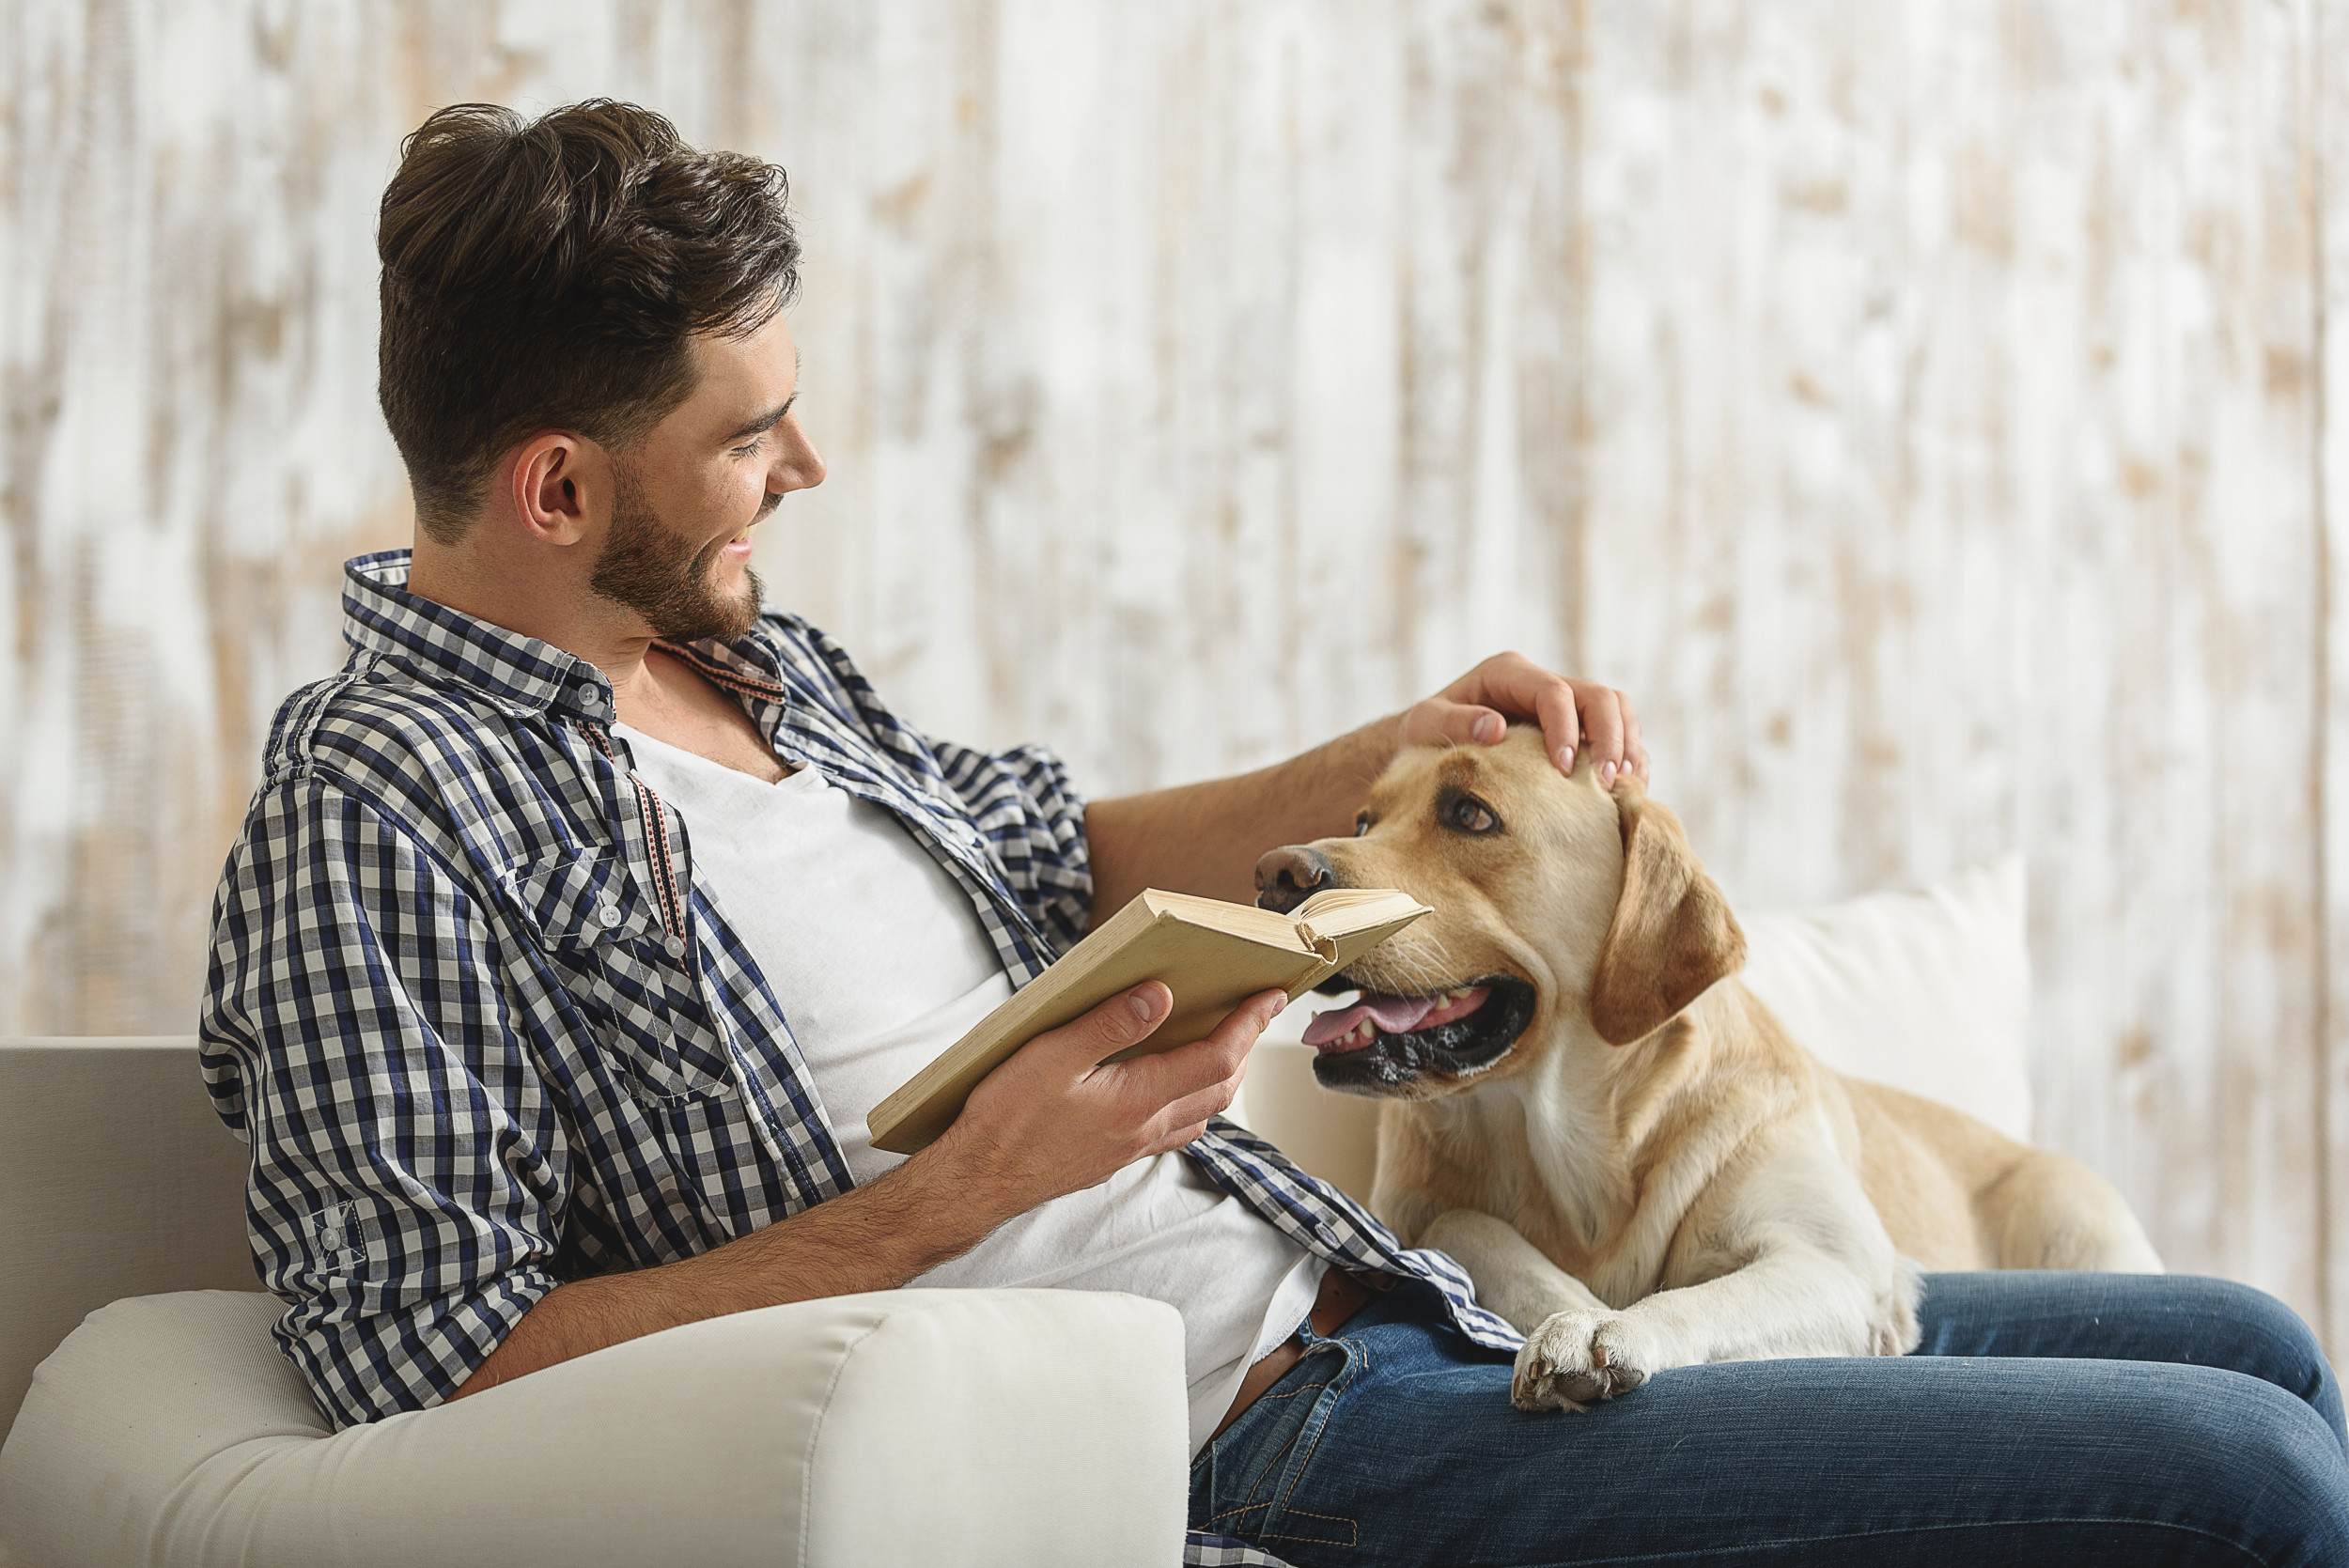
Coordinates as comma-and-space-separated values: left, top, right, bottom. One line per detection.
1446, 796, 1500, 834
1353, 812, 1373, 837
733, 438, 765, 458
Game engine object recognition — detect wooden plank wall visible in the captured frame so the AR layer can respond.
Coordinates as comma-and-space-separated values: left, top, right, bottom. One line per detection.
4, 0, 2343, 1344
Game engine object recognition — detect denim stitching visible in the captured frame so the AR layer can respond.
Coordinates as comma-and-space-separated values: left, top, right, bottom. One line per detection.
1236, 1343, 1355, 1508
1203, 1389, 1334, 1521
1254, 1334, 1371, 1547
1202, 1316, 1396, 1548
1206, 1382, 1333, 1525
1263, 1509, 1362, 1548
1190, 1333, 1315, 1478
1204, 1356, 1349, 1534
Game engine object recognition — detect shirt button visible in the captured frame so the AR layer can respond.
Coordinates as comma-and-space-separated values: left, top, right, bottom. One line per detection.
597, 899, 625, 928
578, 683, 605, 710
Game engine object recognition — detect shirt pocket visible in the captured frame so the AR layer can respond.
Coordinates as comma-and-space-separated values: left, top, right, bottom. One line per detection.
504, 848, 737, 1108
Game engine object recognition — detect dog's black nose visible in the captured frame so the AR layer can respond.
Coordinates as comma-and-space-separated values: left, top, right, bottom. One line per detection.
1255, 846, 1336, 913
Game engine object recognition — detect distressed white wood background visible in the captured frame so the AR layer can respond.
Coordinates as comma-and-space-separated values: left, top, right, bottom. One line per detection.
6, 0, 2346, 1345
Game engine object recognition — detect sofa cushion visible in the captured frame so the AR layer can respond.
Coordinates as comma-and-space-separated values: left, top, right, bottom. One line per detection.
0, 1287, 1187, 1568
1738, 855, 2031, 1141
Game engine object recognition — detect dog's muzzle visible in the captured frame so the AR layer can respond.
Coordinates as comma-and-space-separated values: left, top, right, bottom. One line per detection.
1302, 975, 1537, 1095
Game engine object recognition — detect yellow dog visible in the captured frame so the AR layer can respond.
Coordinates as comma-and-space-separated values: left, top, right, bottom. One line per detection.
1253, 727, 2160, 1412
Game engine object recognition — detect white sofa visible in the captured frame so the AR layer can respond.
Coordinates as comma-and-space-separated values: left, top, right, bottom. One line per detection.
0, 859, 2033, 1567
0, 1039, 1189, 1568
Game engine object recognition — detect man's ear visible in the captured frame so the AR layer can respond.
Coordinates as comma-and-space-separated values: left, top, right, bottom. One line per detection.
1586, 784, 1746, 1046
506, 431, 598, 546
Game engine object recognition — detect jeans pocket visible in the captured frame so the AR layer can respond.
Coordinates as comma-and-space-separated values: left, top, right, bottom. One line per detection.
1193, 1340, 1364, 1552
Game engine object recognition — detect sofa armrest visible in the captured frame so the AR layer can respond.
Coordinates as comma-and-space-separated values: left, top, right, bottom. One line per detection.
0, 1287, 1188, 1568
0, 1038, 253, 1440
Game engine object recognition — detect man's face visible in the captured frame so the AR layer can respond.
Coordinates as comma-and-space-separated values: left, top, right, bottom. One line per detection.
588, 310, 823, 643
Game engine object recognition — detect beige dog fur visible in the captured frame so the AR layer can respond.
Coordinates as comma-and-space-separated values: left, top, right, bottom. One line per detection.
1253, 728, 2160, 1412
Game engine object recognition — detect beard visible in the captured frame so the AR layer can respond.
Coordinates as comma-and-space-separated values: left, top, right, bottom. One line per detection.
588, 459, 770, 644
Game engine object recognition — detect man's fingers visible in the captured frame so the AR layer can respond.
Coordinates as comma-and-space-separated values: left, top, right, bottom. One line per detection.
1112, 988, 1284, 1104
1423, 654, 1587, 773
1574, 682, 1631, 789
1149, 993, 1285, 1141
1620, 691, 1649, 783
1040, 981, 1172, 1071
1157, 1079, 1243, 1138
1402, 697, 1508, 750
1414, 655, 1646, 787
1533, 681, 1581, 775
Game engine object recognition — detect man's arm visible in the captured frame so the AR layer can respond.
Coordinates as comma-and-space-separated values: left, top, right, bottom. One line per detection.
1085, 653, 1647, 912
452, 979, 1284, 1400
212, 774, 1277, 1417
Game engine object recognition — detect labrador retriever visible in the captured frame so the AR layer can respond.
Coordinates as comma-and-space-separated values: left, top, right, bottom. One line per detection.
1252, 727, 2161, 1412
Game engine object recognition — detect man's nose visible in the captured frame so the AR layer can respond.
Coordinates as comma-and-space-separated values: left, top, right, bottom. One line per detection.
773, 412, 826, 491
1255, 846, 1336, 913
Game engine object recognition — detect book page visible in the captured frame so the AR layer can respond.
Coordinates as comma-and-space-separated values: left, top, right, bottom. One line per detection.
1295, 886, 1433, 942
1143, 890, 1318, 952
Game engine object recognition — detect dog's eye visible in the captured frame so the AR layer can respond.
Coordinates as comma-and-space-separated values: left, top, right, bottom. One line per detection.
1445, 795, 1500, 834
1353, 812, 1373, 837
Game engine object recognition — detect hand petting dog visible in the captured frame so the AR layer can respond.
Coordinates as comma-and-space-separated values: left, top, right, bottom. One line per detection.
1084, 652, 1644, 918
1399, 652, 1648, 789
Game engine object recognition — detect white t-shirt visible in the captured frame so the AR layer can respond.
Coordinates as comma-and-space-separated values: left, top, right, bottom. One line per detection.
614, 724, 1320, 1452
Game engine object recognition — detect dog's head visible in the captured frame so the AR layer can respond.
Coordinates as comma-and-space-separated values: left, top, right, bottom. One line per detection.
1254, 726, 1744, 1098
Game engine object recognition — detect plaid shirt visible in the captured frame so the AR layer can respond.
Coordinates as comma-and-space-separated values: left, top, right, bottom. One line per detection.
200, 551, 1519, 1568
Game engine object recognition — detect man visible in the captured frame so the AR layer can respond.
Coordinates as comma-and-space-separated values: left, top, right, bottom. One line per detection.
202, 101, 2349, 1566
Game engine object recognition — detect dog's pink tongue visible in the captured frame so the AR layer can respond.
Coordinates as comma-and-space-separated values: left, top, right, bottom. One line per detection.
1300, 994, 1440, 1049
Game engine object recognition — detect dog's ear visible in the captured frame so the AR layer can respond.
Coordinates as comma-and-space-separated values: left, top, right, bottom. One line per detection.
1587, 784, 1746, 1046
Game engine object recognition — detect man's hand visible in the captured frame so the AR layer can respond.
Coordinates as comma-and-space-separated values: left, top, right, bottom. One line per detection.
1400, 652, 1647, 788
935, 982, 1287, 1219
1085, 652, 1648, 910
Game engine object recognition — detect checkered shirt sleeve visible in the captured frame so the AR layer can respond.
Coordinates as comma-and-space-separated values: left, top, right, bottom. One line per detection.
201, 772, 564, 1427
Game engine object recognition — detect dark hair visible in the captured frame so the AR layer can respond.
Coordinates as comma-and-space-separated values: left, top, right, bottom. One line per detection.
378, 100, 801, 542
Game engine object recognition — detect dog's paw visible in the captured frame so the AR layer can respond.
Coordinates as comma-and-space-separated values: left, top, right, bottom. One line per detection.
1512, 1310, 1657, 1412
1872, 1257, 1924, 1357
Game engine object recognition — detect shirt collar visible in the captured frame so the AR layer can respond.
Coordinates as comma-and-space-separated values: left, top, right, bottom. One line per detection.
341, 550, 620, 720
343, 549, 803, 732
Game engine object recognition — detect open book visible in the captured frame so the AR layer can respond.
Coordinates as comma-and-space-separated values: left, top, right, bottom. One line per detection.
866, 886, 1431, 1155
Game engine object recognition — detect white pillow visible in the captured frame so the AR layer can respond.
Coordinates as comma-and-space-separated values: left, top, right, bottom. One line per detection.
1232, 854, 2034, 1202
1737, 854, 2032, 1142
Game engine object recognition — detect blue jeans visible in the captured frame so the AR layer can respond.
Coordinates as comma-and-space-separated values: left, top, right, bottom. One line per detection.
1190, 1272, 2349, 1566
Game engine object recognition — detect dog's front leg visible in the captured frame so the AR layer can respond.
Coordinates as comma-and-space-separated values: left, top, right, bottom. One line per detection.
1511, 1152, 1921, 1412
1417, 1208, 1609, 1334
1514, 1230, 1920, 1410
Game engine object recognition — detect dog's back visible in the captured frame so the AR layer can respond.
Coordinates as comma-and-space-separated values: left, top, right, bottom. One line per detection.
1828, 1044, 2162, 1273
